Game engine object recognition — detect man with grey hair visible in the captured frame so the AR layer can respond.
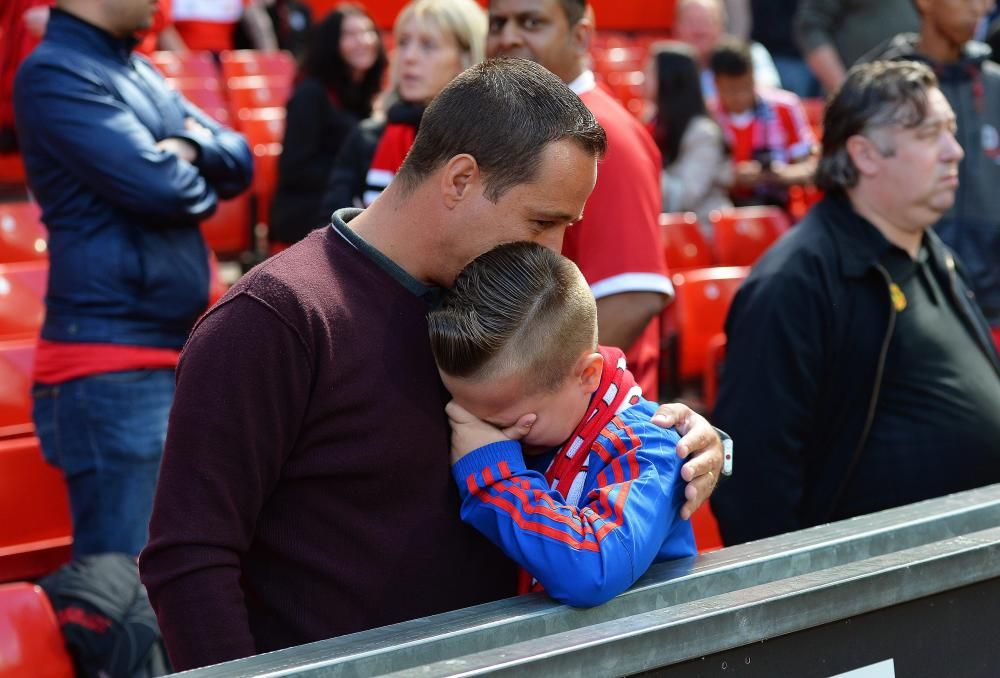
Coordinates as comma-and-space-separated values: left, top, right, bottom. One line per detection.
711, 60, 1000, 545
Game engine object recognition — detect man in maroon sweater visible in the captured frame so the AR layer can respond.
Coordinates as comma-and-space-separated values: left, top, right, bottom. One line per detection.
139, 59, 727, 671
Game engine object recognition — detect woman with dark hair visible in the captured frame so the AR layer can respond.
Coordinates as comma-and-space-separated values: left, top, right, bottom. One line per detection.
269, 3, 386, 247
647, 41, 732, 226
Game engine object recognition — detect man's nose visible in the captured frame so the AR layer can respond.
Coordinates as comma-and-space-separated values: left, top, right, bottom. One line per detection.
942, 131, 964, 163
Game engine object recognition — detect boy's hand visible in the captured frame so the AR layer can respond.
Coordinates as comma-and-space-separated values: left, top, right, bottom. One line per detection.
445, 401, 535, 465
651, 403, 723, 520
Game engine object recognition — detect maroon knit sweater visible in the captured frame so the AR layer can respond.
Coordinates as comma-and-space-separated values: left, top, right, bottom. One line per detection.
139, 221, 517, 671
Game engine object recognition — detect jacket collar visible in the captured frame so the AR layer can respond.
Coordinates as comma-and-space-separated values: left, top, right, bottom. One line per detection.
819, 192, 954, 279
45, 8, 139, 64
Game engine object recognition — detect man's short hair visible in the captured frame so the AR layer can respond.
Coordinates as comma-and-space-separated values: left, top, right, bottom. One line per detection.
816, 60, 938, 193
428, 242, 598, 393
709, 37, 753, 78
395, 58, 606, 202
557, 0, 587, 26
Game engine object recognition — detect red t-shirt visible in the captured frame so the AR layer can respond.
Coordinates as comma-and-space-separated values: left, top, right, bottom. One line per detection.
172, 0, 250, 53
564, 82, 672, 396
33, 340, 180, 384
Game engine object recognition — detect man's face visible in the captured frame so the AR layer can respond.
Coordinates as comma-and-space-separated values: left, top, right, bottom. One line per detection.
714, 72, 755, 115
487, 0, 583, 84
917, 0, 994, 49
104, 0, 157, 36
674, 1, 722, 64
866, 87, 964, 232
442, 138, 598, 286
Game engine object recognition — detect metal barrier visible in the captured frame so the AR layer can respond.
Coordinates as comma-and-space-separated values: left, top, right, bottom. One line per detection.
174, 484, 1000, 677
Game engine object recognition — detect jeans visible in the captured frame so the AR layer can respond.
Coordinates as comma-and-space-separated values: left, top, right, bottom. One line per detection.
32, 369, 175, 558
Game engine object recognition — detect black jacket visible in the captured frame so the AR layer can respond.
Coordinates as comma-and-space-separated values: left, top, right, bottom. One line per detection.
269, 76, 361, 244
711, 194, 1000, 545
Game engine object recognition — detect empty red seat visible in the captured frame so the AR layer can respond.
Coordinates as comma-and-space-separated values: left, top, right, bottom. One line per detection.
226, 76, 292, 120
219, 50, 296, 81
238, 108, 286, 144
0, 434, 73, 583
667, 266, 749, 384
0, 339, 35, 440
660, 212, 715, 271
148, 50, 219, 79
0, 153, 27, 186
0, 270, 44, 340
709, 206, 789, 267
0, 202, 47, 264
0, 582, 74, 678
0, 261, 48, 298
200, 192, 253, 255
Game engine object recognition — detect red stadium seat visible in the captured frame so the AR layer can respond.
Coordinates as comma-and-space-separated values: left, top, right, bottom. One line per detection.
0, 434, 73, 583
660, 212, 715, 271
0, 154, 27, 186
226, 76, 293, 120
709, 206, 789, 267
0, 202, 47, 264
238, 107, 286, 142
0, 269, 44, 341
251, 142, 282, 232
165, 78, 230, 125
148, 50, 218, 79
0, 339, 35, 440
664, 266, 748, 391
219, 50, 296, 81
0, 261, 48, 298
0, 583, 74, 678
691, 503, 724, 553
200, 192, 253, 255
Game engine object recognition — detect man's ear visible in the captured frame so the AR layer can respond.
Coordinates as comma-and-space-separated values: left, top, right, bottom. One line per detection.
845, 134, 883, 178
578, 351, 604, 392
572, 11, 595, 57
440, 154, 480, 209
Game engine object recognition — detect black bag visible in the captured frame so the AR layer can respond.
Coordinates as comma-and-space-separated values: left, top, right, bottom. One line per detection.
38, 553, 171, 678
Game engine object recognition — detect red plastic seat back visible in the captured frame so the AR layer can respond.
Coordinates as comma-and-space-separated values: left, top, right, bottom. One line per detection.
200, 192, 252, 255
670, 266, 748, 381
220, 50, 296, 81
226, 76, 292, 118
0, 583, 74, 678
0, 271, 44, 341
660, 212, 715, 271
0, 340, 35, 439
709, 206, 789, 266
0, 202, 48, 264
0, 435, 73, 583
148, 50, 219, 79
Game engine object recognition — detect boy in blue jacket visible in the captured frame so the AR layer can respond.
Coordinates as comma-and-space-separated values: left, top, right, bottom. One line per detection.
428, 242, 696, 608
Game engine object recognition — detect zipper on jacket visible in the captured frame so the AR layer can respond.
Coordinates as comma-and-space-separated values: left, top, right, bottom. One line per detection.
825, 264, 896, 521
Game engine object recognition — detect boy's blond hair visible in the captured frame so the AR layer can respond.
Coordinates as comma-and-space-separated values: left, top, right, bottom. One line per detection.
428, 242, 598, 393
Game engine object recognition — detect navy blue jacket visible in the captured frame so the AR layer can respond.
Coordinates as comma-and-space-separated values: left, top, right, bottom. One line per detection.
13, 10, 253, 349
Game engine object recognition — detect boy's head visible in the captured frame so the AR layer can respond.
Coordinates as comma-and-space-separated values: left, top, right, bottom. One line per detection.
710, 37, 755, 115
428, 241, 603, 449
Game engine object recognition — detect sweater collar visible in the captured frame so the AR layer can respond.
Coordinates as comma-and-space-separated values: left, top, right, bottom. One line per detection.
45, 8, 140, 65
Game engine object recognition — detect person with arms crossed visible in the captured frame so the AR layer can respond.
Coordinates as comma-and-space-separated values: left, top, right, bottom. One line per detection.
139, 59, 727, 671
13, 0, 253, 558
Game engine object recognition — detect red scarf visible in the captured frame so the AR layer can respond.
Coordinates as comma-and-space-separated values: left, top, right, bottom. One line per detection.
364, 122, 417, 204
517, 346, 642, 594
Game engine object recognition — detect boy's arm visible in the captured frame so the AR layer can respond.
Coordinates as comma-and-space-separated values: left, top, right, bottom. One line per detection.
451, 417, 695, 609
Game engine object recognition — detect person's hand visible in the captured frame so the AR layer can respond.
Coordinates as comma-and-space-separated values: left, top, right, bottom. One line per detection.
733, 160, 763, 188
156, 137, 198, 164
445, 401, 535, 465
22, 6, 50, 38
184, 117, 212, 142
651, 403, 723, 520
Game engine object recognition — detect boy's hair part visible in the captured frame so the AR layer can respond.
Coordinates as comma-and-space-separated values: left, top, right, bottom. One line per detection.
428, 242, 598, 393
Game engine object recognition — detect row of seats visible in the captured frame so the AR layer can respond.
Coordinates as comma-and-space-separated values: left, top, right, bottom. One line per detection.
148, 50, 294, 258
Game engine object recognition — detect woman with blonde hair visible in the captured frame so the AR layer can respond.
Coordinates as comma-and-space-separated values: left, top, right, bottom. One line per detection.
322, 0, 486, 211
